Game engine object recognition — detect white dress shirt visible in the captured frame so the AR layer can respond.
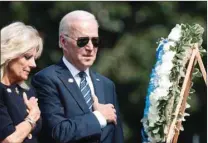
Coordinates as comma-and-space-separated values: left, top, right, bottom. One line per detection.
62, 56, 107, 128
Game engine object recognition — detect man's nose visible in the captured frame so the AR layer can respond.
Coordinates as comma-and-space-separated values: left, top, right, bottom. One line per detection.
85, 40, 94, 50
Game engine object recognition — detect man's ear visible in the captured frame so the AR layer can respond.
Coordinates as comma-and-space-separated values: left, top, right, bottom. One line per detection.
60, 35, 67, 49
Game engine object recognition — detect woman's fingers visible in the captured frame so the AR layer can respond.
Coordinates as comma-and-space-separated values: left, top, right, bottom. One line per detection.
23, 92, 39, 110
23, 92, 29, 105
29, 97, 36, 101
28, 97, 38, 104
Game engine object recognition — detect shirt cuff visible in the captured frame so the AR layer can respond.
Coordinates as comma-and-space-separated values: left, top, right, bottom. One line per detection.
93, 111, 107, 128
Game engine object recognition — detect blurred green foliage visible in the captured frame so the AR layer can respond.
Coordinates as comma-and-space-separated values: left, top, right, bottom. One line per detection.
0, 1, 206, 143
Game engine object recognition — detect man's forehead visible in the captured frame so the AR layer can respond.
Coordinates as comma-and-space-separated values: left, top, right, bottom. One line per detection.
69, 20, 97, 28
69, 20, 98, 36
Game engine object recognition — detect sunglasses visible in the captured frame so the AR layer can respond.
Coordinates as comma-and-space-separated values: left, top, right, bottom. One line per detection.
64, 35, 99, 48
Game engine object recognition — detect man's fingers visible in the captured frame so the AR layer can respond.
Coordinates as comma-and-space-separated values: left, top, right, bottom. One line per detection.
92, 95, 99, 110
107, 104, 114, 109
113, 118, 117, 125
114, 115, 117, 125
92, 95, 98, 103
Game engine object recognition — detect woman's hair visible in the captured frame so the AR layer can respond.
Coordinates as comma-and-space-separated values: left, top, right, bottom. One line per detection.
1, 21, 43, 84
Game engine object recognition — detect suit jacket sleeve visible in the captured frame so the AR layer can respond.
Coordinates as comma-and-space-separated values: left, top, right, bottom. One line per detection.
0, 87, 16, 140
31, 74, 101, 143
112, 83, 124, 143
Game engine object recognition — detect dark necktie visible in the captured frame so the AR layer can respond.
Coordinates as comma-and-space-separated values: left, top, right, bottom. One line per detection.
79, 71, 93, 110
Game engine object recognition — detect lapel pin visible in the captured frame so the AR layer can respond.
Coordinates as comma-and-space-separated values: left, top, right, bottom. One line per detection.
96, 78, 100, 81
68, 78, 74, 83
27, 133, 32, 139
7, 88, 12, 93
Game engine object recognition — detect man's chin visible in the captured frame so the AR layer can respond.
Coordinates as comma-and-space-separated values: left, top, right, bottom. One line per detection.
81, 61, 94, 69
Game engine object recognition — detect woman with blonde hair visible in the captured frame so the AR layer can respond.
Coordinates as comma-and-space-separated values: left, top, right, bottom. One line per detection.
0, 22, 43, 143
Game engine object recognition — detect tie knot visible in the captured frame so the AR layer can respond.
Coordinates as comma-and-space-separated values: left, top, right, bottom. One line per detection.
79, 71, 87, 78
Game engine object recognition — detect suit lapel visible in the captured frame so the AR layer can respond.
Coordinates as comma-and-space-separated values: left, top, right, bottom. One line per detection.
56, 60, 89, 112
90, 70, 105, 104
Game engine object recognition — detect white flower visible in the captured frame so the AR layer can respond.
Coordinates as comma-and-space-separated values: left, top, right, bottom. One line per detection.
162, 51, 176, 62
159, 76, 172, 89
154, 88, 169, 99
168, 24, 182, 42
163, 41, 176, 51
157, 62, 174, 75
149, 92, 159, 104
148, 109, 160, 125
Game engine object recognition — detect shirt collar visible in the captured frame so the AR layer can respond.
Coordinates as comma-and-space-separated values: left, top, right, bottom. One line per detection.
62, 56, 90, 78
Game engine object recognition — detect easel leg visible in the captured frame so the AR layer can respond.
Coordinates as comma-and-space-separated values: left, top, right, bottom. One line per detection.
166, 49, 197, 143
167, 44, 207, 143
196, 48, 207, 85
173, 64, 193, 143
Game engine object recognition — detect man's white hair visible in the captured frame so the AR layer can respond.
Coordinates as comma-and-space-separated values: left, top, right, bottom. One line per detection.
1, 21, 43, 82
59, 10, 99, 48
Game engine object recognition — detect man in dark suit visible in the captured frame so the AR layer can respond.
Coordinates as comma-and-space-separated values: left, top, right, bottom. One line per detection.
32, 10, 124, 143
